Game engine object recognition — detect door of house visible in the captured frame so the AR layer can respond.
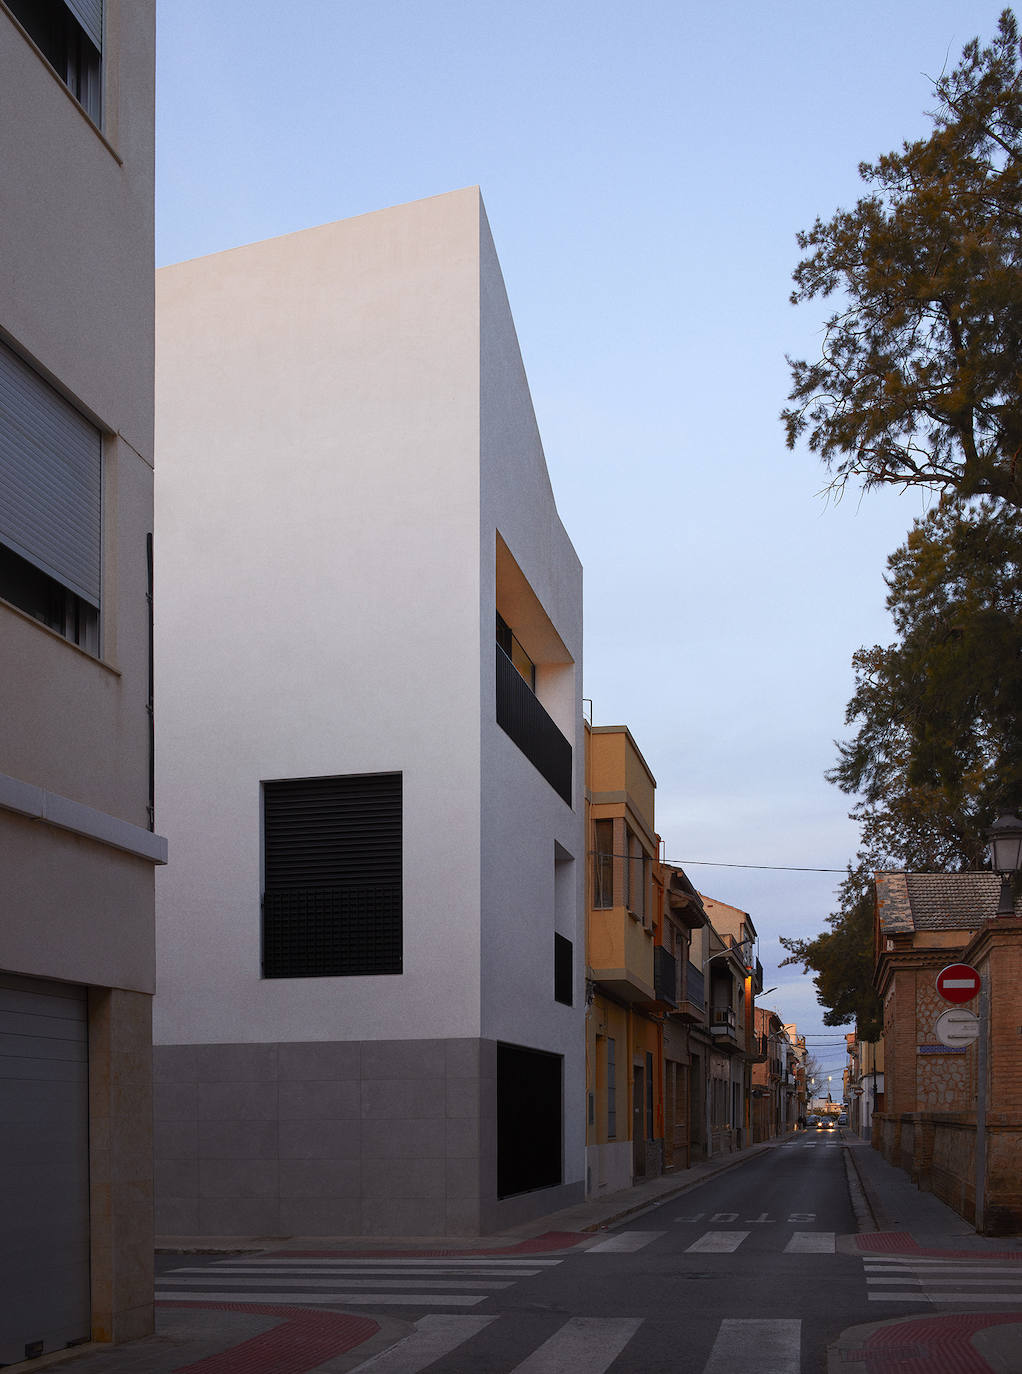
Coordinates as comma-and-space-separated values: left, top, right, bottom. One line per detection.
632, 1065, 645, 1176
690, 1054, 705, 1157
0, 973, 90, 1365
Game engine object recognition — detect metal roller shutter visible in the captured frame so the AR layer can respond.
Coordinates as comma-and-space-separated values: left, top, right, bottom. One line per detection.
63, 0, 103, 51
0, 339, 102, 608
262, 772, 403, 978
0, 973, 90, 1365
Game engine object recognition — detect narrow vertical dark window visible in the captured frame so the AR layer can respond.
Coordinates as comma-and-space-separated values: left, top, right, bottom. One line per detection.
553, 932, 572, 1005
262, 772, 402, 978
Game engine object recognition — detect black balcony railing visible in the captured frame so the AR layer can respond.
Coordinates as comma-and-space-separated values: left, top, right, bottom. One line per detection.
654, 945, 677, 1005
686, 962, 705, 1008
496, 644, 572, 805
710, 1006, 736, 1032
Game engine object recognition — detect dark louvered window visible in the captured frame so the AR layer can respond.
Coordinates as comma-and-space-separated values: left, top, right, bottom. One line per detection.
262, 772, 402, 978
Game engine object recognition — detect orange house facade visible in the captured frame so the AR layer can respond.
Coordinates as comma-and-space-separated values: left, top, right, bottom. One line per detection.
583, 723, 710, 1196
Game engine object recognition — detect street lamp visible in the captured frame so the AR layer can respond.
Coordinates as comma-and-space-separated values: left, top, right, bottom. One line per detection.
987, 811, 1022, 916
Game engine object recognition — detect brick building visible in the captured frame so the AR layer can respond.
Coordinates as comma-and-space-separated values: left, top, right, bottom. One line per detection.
874, 871, 1022, 1233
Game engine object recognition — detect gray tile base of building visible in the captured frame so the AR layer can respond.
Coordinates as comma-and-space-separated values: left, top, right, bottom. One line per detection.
154, 1037, 581, 1238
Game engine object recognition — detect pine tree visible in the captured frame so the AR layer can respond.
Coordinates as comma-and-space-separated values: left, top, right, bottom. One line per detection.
784, 11, 1022, 510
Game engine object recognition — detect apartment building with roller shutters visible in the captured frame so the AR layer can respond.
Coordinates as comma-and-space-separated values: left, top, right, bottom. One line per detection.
0, 0, 162, 1362
152, 188, 585, 1238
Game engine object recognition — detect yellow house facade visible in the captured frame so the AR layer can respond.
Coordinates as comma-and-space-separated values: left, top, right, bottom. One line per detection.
584, 723, 665, 1195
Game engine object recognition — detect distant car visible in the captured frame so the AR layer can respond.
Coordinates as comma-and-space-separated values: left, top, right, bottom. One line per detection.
837, 1113, 848, 1126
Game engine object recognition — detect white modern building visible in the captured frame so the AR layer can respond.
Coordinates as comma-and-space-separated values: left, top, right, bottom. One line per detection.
154, 188, 585, 1237
0, 0, 161, 1361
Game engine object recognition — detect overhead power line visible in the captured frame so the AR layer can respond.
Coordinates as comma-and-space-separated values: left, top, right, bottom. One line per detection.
667, 858, 846, 873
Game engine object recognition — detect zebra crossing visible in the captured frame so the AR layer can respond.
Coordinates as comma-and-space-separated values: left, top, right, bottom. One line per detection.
347, 1314, 802, 1374
156, 1252, 566, 1308
863, 1253, 1022, 1306
156, 1228, 839, 1312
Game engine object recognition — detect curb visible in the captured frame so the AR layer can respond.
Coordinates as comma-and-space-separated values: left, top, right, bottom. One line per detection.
843, 1142, 881, 1233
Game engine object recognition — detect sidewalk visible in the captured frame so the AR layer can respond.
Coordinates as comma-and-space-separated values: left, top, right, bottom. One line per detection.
12, 1132, 1022, 1374
833, 1131, 1022, 1372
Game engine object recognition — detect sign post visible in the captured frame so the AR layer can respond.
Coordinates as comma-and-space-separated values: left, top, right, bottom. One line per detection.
935, 963, 985, 1232
934, 963, 982, 1003
976, 976, 988, 1234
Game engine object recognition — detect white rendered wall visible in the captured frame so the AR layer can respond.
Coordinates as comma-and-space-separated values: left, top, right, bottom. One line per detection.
477, 203, 586, 1186
154, 191, 490, 1045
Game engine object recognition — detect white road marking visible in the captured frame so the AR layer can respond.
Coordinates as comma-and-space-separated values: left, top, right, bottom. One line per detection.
864, 1261, 1022, 1274
863, 1257, 1022, 1305
867, 1291, 1022, 1304
157, 1275, 514, 1290
166, 1265, 544, 1278
224, 1256, 564, 1267
353, 1315, 497, 1372
512, 1317, 643, 1373
702, 1318, 801, 1374
685, 1231, 750, 1253
586, 1231, 664, 1253
784, 1232, 835, 1253
156, 1290, 489, 1305
868, 1276, 1022, 1287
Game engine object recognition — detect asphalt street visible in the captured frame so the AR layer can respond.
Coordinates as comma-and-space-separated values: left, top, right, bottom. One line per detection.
145, 1133, 983, 1372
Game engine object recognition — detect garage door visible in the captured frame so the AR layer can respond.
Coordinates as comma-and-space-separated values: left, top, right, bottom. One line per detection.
0, 972, 90, 1364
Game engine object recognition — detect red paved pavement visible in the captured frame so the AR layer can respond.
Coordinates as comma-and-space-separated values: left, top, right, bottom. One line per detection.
856, 1232, 1022, 1260
858, 1312, 1022, 1373
158, 1302, 379, 1374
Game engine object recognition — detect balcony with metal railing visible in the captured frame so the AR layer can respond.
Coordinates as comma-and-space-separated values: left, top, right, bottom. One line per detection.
652, 944, 677, 1008
709, 1004, 739, 1045
496, 644, 572, 804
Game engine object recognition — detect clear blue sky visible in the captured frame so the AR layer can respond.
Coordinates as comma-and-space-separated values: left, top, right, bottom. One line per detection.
156, 0, 997, 1064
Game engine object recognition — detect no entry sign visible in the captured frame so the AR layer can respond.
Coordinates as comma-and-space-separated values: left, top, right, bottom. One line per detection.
935, 963, 981, 1004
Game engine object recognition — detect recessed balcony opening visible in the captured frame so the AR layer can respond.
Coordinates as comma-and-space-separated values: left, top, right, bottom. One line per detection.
494, 533, 574, 805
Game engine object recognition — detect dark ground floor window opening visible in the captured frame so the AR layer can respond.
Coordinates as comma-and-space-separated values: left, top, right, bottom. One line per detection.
497, 1042, 562, 1199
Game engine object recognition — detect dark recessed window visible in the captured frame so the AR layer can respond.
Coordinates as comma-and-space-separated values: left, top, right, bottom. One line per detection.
6, 0, 103, 124
554, 932, 573, 1005
262, 772, 402, 978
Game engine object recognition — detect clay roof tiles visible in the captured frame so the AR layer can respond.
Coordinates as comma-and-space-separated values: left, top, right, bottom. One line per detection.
876, 870, 1022, 933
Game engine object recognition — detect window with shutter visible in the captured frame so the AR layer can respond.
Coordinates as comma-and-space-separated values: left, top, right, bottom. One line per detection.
261, 772, 402, 978
6, 0, 103, 124
0, 340, 101, 651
